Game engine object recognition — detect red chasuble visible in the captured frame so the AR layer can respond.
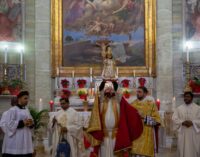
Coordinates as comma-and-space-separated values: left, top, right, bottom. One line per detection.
114, 96, 143, 152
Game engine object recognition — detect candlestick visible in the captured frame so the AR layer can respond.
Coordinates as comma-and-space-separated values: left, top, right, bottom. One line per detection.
4, 47, 8, 64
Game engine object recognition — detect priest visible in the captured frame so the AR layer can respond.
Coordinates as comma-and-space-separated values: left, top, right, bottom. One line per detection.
85, 80, 143, 157
172, 91, 200, 157
49, 97, 86, 157
0, 91, 34, 157
130, 87, 161, 157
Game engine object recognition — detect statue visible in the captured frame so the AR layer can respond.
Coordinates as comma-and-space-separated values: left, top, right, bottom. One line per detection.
98, 42, 117, 80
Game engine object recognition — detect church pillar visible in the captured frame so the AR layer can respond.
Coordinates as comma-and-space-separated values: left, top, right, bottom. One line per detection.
35, 0, 52, 109
156, 0, 174, 109
25, 0, 36, 104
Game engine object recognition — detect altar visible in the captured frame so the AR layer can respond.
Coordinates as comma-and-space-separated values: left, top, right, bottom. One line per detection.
52, 75, 156, 111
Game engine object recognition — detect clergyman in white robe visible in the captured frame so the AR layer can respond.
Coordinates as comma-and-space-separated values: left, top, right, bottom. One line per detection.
49, 107, 87, 157
0, 105, 34, 157
172, 103, 200, 157
98, 81, 120, 157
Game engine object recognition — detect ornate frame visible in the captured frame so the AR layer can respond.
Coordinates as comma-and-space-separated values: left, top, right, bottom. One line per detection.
51, 0, 156, 77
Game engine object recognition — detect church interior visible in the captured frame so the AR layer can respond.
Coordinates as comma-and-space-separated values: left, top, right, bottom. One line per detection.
0, 0, 200, 157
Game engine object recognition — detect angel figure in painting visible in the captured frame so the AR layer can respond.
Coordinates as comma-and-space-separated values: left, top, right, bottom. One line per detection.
87, 17, 108, 35
100, 43, 117, 79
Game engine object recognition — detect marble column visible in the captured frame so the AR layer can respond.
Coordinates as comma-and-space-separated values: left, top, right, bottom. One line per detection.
156, 0, 174, 109
25, 0, 36, 104
35, 0, 52, 109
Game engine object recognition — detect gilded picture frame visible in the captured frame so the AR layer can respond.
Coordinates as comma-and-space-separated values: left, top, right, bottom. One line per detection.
51, 0, 156, 77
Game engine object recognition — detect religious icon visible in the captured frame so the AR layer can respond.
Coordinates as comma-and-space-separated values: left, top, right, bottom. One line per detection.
51, 0, 156, 77
96, 40, 117, 80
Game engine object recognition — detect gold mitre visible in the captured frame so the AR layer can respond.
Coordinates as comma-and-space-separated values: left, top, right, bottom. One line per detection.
184, 82, 192, 93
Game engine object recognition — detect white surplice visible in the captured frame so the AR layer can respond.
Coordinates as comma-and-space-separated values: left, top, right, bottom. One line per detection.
0, 106, 33, 154
99, 95, 120, 157
49, 107, 87, 157
172, 103, 200, 157
0, 111, 8, 132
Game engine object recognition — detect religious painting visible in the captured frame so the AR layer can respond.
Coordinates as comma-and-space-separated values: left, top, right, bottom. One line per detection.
62, 0, 145, 67
51, 0, 156, 77
184, 0, 200, 41
0, 0, 23, 42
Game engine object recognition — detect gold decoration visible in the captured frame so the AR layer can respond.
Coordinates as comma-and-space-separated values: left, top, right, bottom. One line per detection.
87, 94, 102, 133
51, 0, 157, 77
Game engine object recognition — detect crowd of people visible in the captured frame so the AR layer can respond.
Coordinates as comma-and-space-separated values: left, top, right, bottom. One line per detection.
0, 81, 199, 157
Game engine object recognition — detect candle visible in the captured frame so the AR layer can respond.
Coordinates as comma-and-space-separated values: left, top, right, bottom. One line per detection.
56, 67, 59, 76
133, 70, 136, 77
156, 99, 160, 110
20, 51, 23, 64
39, 98, 43, 111
56, 67, 60, 88
90, 67, 92, 75
149, 67, 152, 76
172, 96, 176, 111
72, 70, 75, 78
186, 47, 189, 62
4, 47, 8, 64
90, 87, 93, 97
49, 100, 54, 112
90, 76, 92, 83
116, 67, 119, 77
